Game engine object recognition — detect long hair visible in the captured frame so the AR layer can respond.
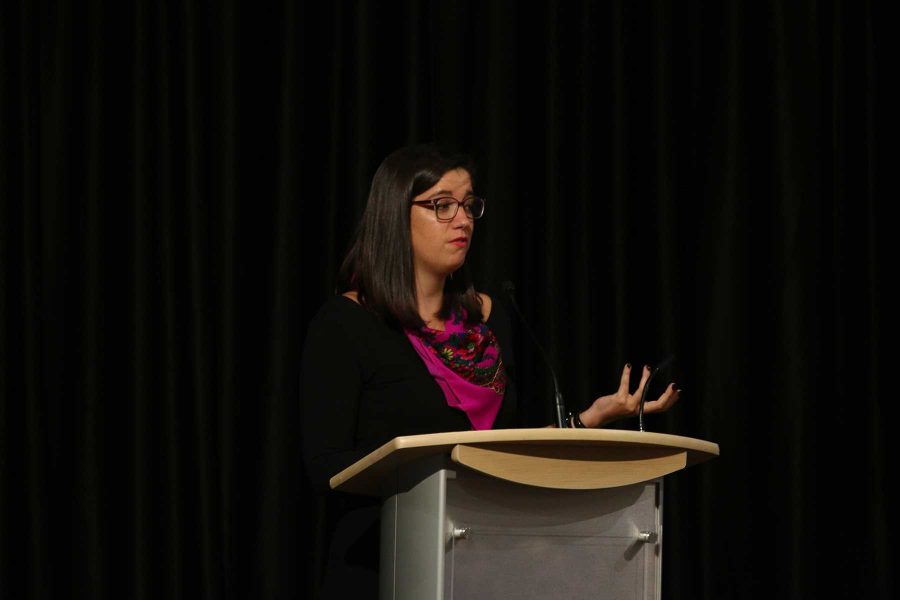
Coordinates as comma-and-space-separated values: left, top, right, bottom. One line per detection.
336, 143, 483, 329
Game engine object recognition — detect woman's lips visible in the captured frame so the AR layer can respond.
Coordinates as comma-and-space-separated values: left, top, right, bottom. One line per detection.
449, 237, 468, 247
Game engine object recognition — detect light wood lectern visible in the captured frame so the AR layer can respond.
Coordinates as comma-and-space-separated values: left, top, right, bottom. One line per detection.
330, 428, 719, 600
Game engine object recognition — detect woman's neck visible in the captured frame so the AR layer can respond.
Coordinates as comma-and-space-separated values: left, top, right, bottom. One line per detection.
416, 272, 446, 328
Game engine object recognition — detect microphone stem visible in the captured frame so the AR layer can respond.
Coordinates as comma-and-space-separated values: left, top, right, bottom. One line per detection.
554, 391, 567, 430
503, 284, 568, 428
637, 368, 657, 432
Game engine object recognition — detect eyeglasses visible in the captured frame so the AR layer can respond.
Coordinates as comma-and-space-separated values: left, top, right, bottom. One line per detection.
410, 196, 486, 222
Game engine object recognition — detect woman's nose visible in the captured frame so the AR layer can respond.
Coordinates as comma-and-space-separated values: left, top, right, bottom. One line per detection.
451, 202, 473, 225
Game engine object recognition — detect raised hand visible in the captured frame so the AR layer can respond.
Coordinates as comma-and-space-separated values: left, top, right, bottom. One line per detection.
578, 363, 680, 428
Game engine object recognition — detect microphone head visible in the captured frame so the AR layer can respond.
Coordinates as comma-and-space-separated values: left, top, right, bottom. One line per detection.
654, 354, 675, 373
501, 280, 516, 295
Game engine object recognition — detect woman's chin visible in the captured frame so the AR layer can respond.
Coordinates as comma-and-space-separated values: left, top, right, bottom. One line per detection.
446, 259, 466, 276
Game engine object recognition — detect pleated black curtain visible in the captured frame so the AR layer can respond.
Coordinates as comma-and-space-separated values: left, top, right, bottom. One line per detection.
0, 0, 892, 598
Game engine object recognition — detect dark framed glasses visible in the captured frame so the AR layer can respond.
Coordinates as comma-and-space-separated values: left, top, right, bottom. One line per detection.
410, 196, 486, 222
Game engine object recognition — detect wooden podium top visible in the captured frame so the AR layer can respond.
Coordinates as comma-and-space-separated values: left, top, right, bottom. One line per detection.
330, 428, 720, 496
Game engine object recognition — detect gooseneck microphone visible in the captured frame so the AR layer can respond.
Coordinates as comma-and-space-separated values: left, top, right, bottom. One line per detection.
502, 281, 568, 429
638, 354, 675, 432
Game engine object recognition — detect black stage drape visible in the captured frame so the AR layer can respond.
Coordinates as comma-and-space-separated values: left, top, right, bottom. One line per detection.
1, 1, 893, 598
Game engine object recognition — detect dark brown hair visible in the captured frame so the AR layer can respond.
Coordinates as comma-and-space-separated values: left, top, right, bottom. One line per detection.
336, 143, 483, 329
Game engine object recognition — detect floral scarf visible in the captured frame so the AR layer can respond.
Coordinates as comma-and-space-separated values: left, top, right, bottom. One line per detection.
405, 310, 507, 430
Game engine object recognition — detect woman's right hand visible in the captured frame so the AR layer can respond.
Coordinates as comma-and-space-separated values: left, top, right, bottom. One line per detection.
578, 363, 680, 428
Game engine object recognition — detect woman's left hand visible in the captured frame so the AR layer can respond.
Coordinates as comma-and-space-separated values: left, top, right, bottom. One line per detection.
578, 363, 680, 428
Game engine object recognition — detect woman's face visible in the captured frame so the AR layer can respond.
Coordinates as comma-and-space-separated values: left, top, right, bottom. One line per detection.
410, 168, 474, 282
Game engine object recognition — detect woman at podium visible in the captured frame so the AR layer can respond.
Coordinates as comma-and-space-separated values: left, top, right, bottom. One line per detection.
300, 143, 680, 597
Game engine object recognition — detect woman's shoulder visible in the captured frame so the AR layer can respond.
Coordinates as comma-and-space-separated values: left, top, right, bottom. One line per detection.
474, 288, 510, 324
477, 292, 493, 321
317, 292, 362, 312
474, 288, 515, 366
308, 293, 373, 331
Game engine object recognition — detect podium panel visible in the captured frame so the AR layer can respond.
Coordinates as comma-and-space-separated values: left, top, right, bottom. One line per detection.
446, 467, 661, 600
380, 456, 662, 600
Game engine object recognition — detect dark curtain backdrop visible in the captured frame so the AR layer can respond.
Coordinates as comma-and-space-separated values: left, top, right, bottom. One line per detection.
1, 0, 892, 598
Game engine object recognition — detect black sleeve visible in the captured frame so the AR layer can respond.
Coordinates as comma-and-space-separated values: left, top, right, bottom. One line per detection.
300, 301, 370, 493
